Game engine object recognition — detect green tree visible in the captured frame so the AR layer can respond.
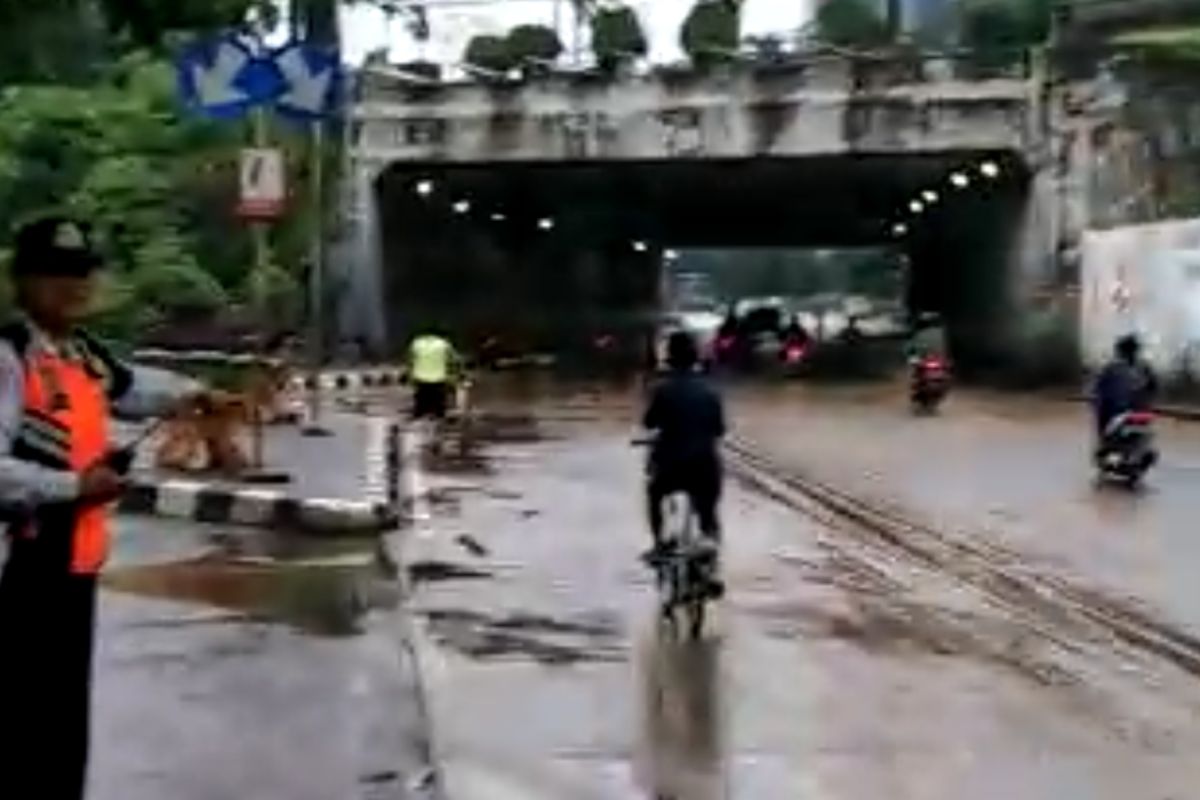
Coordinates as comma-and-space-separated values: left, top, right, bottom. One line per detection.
958, 0, 1051, 72
506, 24, 564, 72
815, 0, 891, 48
681, 0, 741, 67
99, 0, 277, 48
464, 34, 517, 74
592, 5, 648, 72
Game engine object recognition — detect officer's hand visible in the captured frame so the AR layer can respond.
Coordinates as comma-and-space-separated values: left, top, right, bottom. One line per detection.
79, 464, 127, 504
105, 447, 136, 476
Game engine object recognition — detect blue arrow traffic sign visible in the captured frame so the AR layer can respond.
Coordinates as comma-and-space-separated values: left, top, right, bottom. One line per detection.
271, 42, 343, 121
177, 36, 285, 119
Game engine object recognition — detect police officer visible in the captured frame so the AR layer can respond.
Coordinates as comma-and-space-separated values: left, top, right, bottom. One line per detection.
0, 216, 201, 798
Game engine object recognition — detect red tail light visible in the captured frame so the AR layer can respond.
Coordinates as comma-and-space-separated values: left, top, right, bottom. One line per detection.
1126, 411, 1154, 425
784, 344, 806, 363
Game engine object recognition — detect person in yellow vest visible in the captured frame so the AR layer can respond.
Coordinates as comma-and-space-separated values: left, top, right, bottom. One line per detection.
0, 217, 204, 799
408, 328, 458, 421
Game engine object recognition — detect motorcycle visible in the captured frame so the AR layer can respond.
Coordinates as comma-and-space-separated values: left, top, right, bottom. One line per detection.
713, 333, 737, 368
778, 337, 811, 377
1095, 411, 1158, 487
910, 355, 950, 413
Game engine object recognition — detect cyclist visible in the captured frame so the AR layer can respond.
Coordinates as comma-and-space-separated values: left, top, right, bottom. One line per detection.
407, 327, 457, 422
642, 332, 726, 582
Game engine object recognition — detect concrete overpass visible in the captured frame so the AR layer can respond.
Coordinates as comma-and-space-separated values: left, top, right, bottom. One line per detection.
338, 55, 1070, 372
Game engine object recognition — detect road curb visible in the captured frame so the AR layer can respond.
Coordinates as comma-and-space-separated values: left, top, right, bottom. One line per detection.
118, 477, 398, 535
132, 349, 404, 392
288, 369, 406, 392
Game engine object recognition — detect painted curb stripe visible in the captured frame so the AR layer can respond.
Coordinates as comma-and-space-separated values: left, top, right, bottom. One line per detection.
119, 478, 394, 535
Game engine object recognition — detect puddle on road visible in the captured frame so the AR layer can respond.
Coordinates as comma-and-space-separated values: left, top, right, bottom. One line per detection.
421, 607, 624, 666
103, 534, 396, 638
634, 632, 726, 800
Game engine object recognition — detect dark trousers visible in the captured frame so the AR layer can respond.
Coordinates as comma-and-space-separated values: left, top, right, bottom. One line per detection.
412, 381, 449, 420
647, 458, 722, 542
0, 539, 98, 800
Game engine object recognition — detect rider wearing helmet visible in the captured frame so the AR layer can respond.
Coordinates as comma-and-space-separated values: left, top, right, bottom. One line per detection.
908, 311, 947, 361
642, 331, 726, 559
1093, 333, 1158, 443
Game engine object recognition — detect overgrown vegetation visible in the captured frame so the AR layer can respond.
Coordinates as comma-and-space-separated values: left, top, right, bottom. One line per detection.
958, 0, 1051, 72
814, 0, 891, 48
463, 24, 564, 76
680, 0, 741, 67
0, 0, 347, 344
591, 5, 648, 73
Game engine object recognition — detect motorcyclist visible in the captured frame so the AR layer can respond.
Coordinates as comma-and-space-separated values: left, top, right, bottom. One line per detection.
908, 312, 948, 361
1093, 333, 1158, 446
782, 315, 810, 348
642, 332, 726, 575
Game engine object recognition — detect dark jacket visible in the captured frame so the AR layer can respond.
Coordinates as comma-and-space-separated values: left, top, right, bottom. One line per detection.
1093, 358, 1157, 430
643, 372, 726, 473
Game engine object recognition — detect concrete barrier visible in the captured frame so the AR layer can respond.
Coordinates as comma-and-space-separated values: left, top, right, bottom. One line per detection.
118, 478, 399, 535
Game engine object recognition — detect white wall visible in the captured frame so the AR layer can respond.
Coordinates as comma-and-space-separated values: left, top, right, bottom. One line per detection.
1081, 218, 1200, 373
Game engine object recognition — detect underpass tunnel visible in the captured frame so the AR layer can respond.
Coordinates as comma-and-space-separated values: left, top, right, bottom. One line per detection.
375, 151, 1032, 372
899, 153, 1034, 377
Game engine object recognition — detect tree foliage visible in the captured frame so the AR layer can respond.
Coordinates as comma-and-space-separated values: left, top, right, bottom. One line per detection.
815, 0, 891, 49
592, 5, 648, 72
100, 0, 277, 48
0, 45, 313, 342
681, 1, 741, 67
958, 0, 1051, 71
506, 24, 564, 69
464, 34, 517, 74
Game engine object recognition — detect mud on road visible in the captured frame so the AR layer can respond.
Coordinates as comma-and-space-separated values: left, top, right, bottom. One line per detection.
726, 440, 1200, 731
399, 387, 1200, 799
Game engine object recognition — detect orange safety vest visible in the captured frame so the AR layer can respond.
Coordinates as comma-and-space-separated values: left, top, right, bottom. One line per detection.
6, 329, 120, 575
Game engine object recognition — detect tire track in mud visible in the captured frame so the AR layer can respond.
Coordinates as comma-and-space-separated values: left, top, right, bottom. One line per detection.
725, 436, 1200, 694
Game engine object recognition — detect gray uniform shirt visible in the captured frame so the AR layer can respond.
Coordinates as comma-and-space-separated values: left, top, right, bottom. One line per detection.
0, 325, 199, 508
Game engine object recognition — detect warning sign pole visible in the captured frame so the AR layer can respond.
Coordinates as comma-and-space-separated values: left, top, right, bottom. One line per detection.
302, 118, 333, 438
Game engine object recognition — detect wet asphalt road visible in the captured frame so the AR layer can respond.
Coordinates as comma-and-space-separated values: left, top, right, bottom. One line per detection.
400, 388, 1200, 799
91, 517, 431, 800
82, 380, 1200, 798
729, 382, 1200, 637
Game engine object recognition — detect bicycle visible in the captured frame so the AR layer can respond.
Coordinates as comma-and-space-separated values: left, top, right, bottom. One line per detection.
634, 438, 718, 638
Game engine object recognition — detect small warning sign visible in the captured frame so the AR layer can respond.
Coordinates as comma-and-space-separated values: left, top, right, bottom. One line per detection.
237, 147, 285, 220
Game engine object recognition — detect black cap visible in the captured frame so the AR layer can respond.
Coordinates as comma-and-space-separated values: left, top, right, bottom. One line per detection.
11, 217, 103, 278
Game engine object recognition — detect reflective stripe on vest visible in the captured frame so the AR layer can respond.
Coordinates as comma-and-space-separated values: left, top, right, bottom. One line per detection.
22, 349, 111, 574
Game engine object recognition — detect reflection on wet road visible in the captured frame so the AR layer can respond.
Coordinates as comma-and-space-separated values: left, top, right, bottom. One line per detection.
634, 634, 725, 800
405, 389, 1200, 798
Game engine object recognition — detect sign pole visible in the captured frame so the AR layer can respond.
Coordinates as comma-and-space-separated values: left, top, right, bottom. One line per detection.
251, 105, 269, 471
303, 117, 333, 437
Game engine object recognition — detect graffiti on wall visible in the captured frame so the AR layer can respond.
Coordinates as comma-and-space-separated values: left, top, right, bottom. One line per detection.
658, 108, 703, 156
1081, 218, 1200, 373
